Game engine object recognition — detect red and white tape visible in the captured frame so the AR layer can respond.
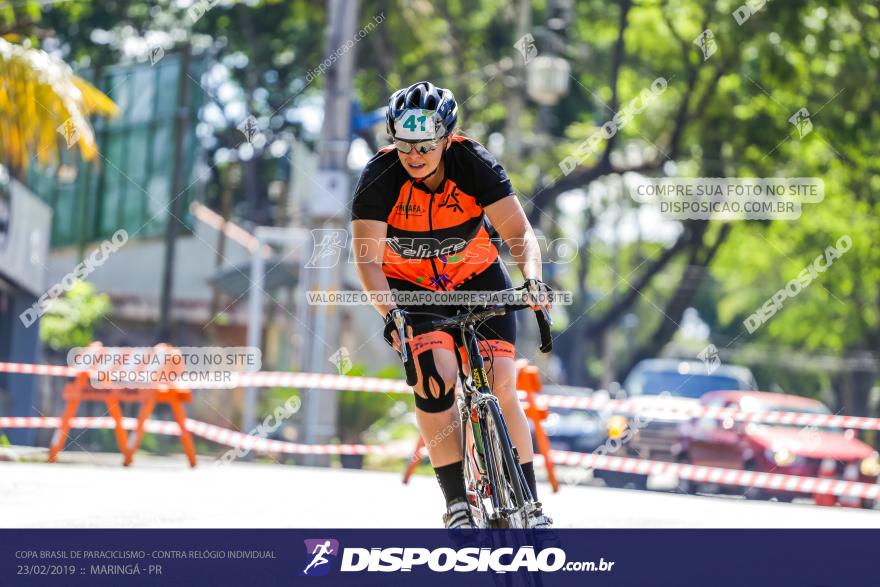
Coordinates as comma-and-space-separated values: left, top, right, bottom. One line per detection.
3, 361, 880, 431
0, 416, 414, 458
0, 362, 411, 393
1, 416, 874, 499
185, 418, 414, 457
0, 416, 198, 438
0, 362, 80, 377
548, 450, 879, 501
234, 371, 412, 393
534, 394, 880, 432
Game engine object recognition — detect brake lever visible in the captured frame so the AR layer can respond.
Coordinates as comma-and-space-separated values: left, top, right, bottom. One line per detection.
525, 281, 553, 326
393, 312, 409, 363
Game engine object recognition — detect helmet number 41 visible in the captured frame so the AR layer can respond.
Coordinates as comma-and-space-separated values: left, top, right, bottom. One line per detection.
402, 114, 428, 132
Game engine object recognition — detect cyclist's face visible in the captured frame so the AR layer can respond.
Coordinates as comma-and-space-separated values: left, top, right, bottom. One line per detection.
398, 137, 446, 179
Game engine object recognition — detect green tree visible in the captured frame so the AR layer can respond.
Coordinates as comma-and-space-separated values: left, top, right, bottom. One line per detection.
40, 280, 112, 350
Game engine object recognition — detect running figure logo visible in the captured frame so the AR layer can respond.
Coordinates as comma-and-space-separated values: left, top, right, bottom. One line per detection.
693, 29, 717, 61
301, 538, 339, 576
306, 229, 348, 269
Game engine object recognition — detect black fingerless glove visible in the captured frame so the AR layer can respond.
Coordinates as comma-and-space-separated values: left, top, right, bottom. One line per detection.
383, 308, 408, 347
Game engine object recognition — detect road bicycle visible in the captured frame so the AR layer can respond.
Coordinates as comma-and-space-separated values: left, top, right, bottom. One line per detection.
392, 284, 553, 529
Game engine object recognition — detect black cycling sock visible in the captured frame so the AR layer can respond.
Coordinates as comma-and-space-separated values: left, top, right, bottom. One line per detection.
435, 460, 466, 505
520, 461, 538, 500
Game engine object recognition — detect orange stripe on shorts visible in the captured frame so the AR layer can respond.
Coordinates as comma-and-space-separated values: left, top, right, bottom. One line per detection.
409, 331, 455, 356
457, 339, 515, 364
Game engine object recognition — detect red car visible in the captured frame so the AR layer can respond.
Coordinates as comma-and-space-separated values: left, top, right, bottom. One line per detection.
679, 391, 880, 508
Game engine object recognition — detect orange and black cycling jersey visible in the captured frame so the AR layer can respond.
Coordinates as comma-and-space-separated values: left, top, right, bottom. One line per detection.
350, 135, 513, 290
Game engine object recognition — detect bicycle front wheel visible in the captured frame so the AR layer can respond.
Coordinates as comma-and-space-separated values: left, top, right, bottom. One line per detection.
484, 400, 530, 528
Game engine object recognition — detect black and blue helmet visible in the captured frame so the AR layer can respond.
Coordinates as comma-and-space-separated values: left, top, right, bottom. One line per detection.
386, 81, 458, 139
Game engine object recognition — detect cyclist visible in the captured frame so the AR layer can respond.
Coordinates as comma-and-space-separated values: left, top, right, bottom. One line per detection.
351, 81, 552, 529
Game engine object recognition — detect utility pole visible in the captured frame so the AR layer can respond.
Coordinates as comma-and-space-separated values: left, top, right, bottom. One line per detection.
299, 0, 360, 465
504, 0, 531, 163
157, 45, 192, 342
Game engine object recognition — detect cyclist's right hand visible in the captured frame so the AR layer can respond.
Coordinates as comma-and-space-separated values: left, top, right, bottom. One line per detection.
383, 308, 411, 352
384, 308, 419, 386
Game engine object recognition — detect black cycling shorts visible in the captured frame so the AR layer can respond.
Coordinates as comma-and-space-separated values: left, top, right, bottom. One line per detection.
387, 260, 516, 355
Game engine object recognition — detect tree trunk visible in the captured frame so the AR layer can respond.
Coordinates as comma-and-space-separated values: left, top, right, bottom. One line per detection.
588, 220, 704, 336
559, 212, 594, 386
620, 223, 731, 378
836, 367, 877, 446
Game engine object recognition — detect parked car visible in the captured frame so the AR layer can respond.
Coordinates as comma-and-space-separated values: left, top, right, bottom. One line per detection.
534, 386, 615, 486
679, 390, 880, 507
542, 406, 608, 454
600, 359, 758, 489
537, 385, 608, 452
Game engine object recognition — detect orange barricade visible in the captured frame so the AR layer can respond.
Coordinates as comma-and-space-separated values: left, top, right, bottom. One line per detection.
402, 360, 559, 493
516, 361, 559, 493
48, 343, 197, 467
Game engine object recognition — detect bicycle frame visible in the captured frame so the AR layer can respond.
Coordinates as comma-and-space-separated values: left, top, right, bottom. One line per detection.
395, 297, 552, 527
454, 321, 533, 528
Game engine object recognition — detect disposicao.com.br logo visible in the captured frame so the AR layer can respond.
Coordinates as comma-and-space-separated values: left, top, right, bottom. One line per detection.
301, 539, 340, 576
300, 540, 612, 575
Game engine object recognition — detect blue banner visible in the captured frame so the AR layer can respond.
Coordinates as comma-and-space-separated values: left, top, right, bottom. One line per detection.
1, 529, 874, 586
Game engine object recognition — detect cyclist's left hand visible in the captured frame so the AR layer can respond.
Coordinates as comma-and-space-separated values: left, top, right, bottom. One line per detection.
523, 278, 553, 313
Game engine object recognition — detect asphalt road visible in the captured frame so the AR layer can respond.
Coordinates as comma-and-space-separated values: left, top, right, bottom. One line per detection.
1, 454, 879, 528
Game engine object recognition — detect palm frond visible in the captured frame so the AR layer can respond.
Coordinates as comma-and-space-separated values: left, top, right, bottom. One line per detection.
0, 38, 118, 173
